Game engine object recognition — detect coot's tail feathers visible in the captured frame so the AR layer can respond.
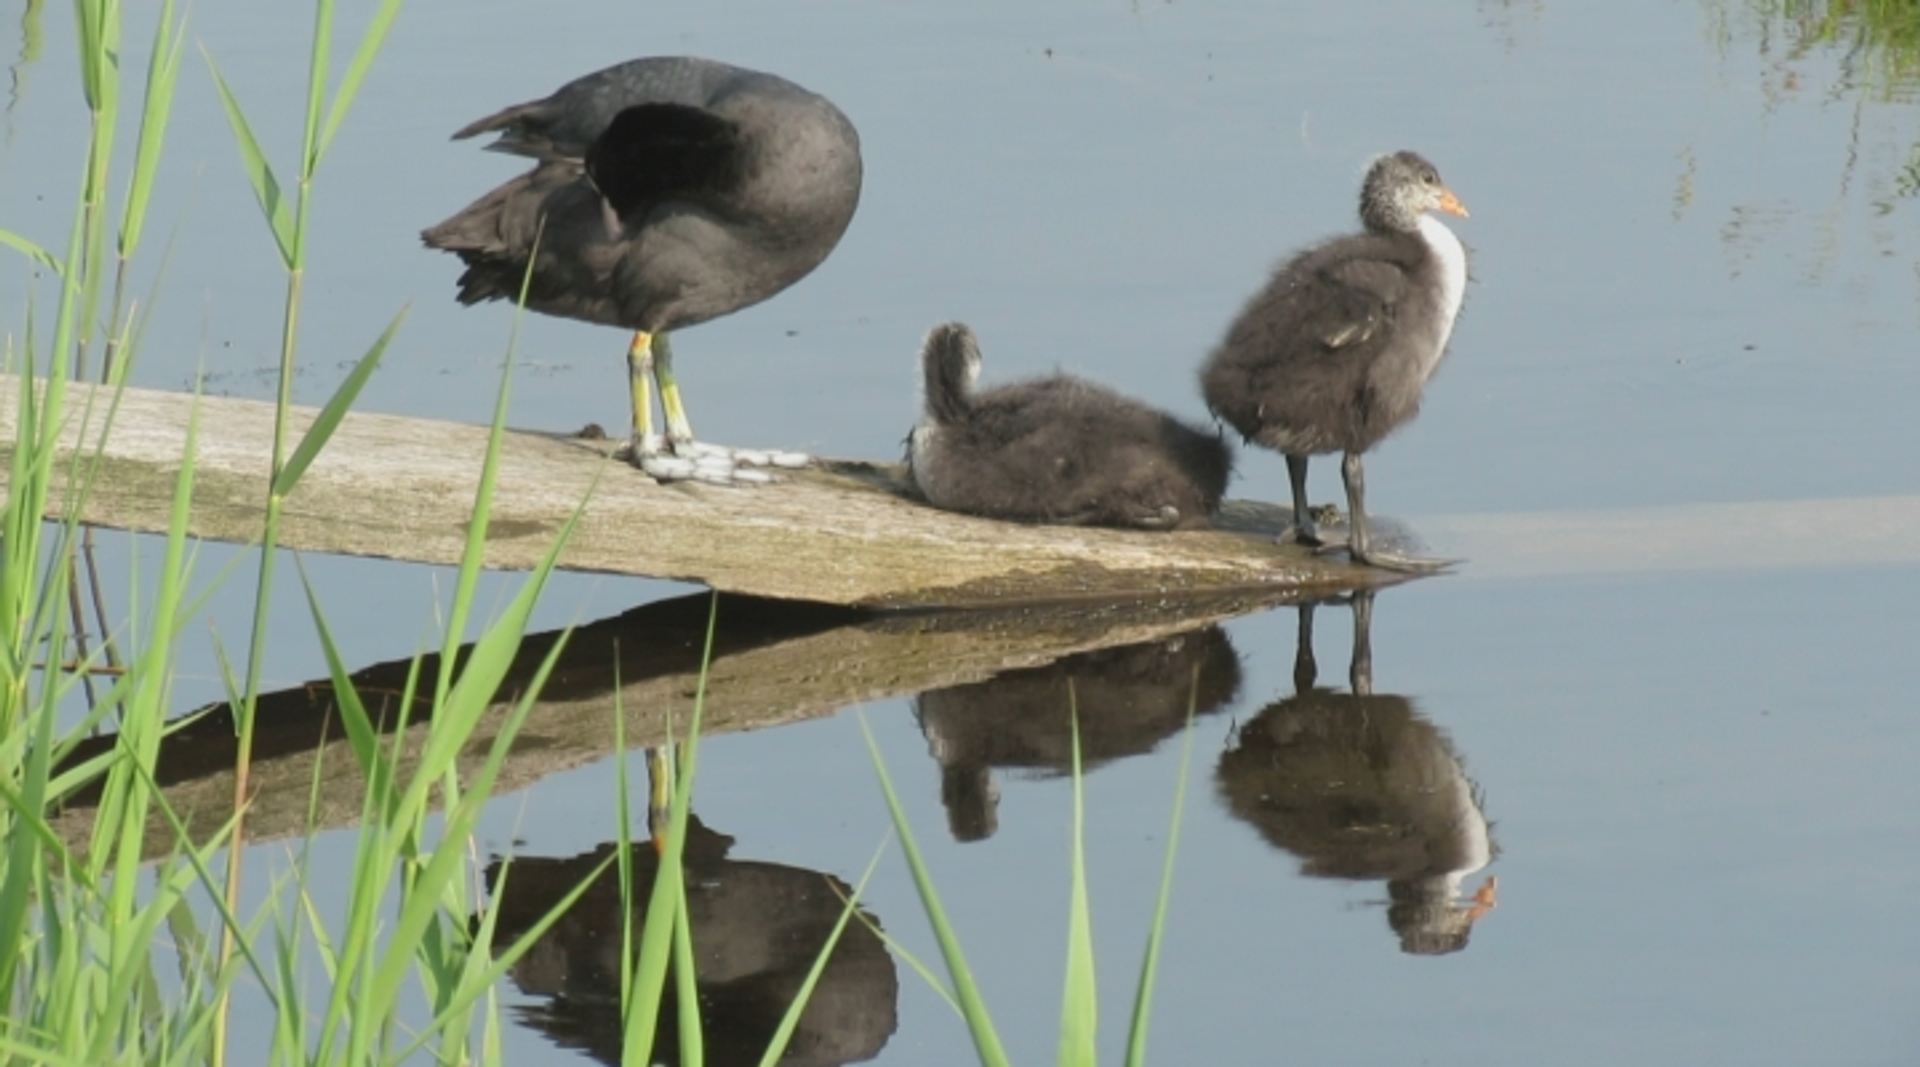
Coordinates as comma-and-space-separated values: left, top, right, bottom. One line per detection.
420, 173, 539, 306
445, 260, 517, 307
421, 170, 526, 251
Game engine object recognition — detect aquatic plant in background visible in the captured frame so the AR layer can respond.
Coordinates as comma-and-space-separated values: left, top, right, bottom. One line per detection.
0, 0, 252, 1060
0, 2, 881, 1062
198, 0, 406, 1048
0, 0, 589, 1062
862, 694, 1197, 1067
1, 1, 1193, 1061
1740, 0, 1920, 98
1692, 0, 1920, 282
1766, 0, 1920, 199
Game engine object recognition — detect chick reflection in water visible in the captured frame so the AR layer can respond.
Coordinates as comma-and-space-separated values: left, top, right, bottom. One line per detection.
916, 627, 1242, 841
1216, 592, 1498, 955
479, 814, 898, 1066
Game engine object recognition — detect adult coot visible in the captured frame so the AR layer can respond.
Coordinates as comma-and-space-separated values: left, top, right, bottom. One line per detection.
1201, 151, 1468, 570
423, 56, 862, 484
909, 322, 1231, 529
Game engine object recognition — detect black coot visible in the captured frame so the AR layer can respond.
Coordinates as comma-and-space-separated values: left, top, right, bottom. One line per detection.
424, 56, 862, 484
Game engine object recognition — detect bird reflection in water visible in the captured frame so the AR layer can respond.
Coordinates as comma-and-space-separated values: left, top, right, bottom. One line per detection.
914, 626, 1243, 841
478, 811, 898, 1066
1216, 591, 1498, 955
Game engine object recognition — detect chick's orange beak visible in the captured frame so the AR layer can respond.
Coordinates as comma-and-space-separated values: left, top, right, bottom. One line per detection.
1437, 188, 1470, 218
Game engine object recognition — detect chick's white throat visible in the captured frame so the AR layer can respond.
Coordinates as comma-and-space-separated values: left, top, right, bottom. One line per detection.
1418, 212, 1468, 352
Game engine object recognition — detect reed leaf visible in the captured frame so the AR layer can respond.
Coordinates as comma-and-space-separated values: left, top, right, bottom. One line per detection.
1057, 702, 1096, 1067
271, 305, 406, 497
0, 231, 62, 275
861, 715, 1010, 1067
317, 0, 405, 162
201, 58, 295, 267
1123, 693, 1200, 1067
756, 843, 890, 1067
119, 0, 187, 259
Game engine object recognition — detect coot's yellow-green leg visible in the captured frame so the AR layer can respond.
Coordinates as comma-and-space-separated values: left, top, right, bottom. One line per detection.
624, 329, 713, 481
645, 745, 674, 853
627, 329, 661, 457
653, 331, 697, 448
623, 327, 802, 483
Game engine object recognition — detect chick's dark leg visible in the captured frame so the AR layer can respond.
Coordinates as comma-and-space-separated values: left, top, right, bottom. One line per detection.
1281, 453, 1323, 546
1349, 588, 1374, 695
1340, 450, 1449, 573
1292, 601, 1319, 693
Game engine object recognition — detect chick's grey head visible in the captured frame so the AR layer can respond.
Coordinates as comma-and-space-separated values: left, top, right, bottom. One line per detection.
1359, 150, 1469, 233
923, 322, 981, 388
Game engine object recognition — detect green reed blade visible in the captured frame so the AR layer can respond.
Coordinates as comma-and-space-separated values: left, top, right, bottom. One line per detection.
298, 0, 332, 179
271, 304, 406, 497
754, 843, 890, 1067
1123, 690, 1200, 1067
670, 859, 704, 1066
860, 714, 1010, 1067
0, 231, 62, 275
72, 0, 118, 114
201, 56, 295, 268
119, 0, 186, 259
317, 0, 403, 163
393, 851, 615, 1066
369, 609, 574, 1040
1057, 702, 1096, 1067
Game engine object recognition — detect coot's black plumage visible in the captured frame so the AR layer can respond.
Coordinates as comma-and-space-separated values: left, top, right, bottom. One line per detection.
908, 322, 1231, 530
1201, 150, 1469, 570
423, 56, 862, 484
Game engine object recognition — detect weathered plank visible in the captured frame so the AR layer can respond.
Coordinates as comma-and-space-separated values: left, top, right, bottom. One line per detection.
0, 376, 1397, 608
51, 587, 1307, 859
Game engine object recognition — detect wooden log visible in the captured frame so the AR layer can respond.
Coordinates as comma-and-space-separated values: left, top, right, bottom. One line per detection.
50, 587, 1303, 859
0, 376, 1400, 608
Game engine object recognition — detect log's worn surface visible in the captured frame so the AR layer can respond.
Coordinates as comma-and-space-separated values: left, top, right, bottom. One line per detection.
0, 376, 1405, 608
51, 588, 1310, 859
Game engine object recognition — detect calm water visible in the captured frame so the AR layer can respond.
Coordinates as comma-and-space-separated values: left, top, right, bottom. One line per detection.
5, 0, 1919, 1063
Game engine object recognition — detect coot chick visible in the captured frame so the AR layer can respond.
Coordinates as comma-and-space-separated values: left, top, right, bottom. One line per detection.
1200, 150, 1468, 570
908, 322, 1231, 529
423, 56, 862, 485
